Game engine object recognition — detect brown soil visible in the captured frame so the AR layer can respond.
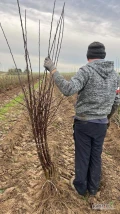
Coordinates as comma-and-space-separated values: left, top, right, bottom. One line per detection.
0, 89, 120, 214
0, 86, 23, 107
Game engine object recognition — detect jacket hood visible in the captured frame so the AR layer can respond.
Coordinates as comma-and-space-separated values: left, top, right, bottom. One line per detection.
87, 60, 114, 79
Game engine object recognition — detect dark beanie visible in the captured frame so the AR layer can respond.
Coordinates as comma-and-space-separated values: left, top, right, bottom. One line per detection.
87, 42, 106, 59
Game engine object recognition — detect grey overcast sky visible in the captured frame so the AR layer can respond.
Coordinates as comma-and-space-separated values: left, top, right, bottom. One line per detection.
0, 0, 120, 72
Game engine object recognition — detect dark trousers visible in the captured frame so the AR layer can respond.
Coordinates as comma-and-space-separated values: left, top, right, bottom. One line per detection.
73, 119, 107, 196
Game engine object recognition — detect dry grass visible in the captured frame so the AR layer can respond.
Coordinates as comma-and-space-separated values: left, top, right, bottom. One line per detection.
0, 74, 39, 92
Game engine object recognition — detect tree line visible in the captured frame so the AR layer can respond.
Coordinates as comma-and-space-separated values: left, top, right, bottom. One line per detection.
7, 68, 29, 75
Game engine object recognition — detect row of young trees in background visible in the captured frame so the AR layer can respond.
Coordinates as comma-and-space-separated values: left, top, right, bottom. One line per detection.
7, 68, 29, 75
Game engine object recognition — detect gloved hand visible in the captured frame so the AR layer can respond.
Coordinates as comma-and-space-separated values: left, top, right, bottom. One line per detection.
44, 57, 56, 72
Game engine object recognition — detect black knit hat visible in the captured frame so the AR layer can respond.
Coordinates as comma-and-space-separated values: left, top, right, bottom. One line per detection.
87, 42, 106, 60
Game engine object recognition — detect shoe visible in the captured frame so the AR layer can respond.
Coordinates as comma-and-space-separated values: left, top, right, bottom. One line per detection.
70, 177, 85, 198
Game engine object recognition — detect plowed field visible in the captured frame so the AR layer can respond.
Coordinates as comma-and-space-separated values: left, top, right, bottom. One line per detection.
0, 87, 120, 214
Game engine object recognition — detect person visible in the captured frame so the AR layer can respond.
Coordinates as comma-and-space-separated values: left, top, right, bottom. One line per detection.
44, 42, 120, 197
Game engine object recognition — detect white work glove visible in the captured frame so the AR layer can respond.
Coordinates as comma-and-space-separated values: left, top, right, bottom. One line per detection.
44, 57, 56, 72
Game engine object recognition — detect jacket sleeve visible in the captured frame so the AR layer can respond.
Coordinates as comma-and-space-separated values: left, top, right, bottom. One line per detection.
108, 74, 120, 119
52, 68, 89, 96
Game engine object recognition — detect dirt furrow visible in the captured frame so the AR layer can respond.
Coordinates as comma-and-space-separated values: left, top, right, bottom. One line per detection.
0, 86, 23, 108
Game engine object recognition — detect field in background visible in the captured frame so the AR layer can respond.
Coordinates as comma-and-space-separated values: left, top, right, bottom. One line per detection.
0, 72, 75, 93
0, 73, 39, 92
